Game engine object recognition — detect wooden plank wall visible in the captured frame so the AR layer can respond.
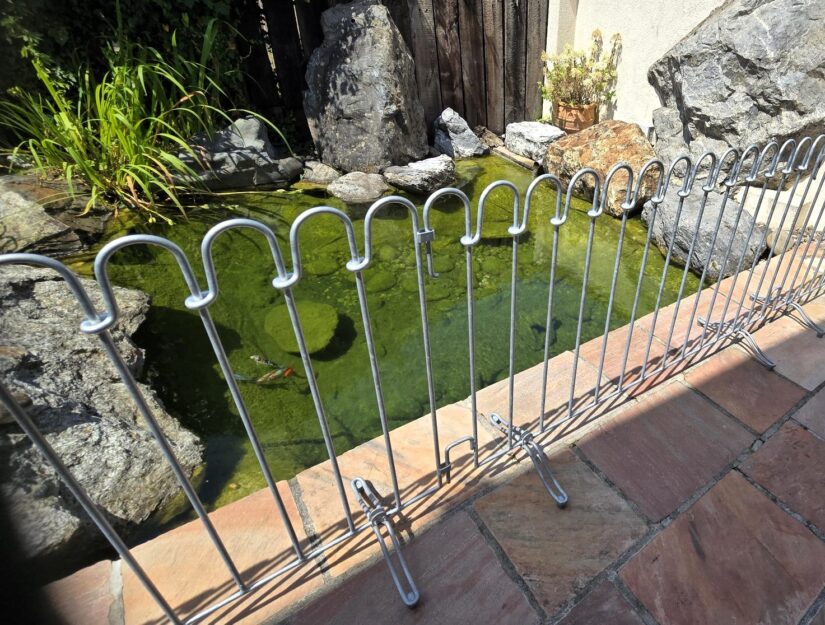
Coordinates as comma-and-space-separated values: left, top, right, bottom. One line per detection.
245, 0, 549, 136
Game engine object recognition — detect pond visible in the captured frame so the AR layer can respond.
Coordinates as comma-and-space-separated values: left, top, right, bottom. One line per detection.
70, 154, 698, 530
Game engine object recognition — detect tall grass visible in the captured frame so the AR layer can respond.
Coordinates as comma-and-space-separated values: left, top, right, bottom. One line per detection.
0, 18, 279, 223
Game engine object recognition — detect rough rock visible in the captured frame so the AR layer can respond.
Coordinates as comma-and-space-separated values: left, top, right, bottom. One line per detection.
0, 266, 202, 564
543, 120, 657, 216
474, 126, 504, 149
382, 155, 455, 194
735, 178, 825, 251
303, 0, 428, 173
642, 191, 767, 281
0, 176, 108, 257
652, 106, 731, 174
505, 121, 565, 162
328, 172, 390, 204
434, 108, 487, 158
180, 116, 302, 190
648, 0, 825, 151
301, 160, 341, 185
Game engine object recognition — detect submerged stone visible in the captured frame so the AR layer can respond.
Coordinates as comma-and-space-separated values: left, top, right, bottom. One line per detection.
365, 270, 398, 293
265, 301, 339, 353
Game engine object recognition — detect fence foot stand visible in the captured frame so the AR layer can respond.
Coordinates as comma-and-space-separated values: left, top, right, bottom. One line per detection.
751, 291, 824, 337
489, 414, 568, 508
788, 301, 825, 337
697, 317, 775, 370
351, 478, 420, 607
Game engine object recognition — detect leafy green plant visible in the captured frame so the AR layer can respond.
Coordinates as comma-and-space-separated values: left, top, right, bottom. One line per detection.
541, 30, 622, 107
0, 13, 282, 223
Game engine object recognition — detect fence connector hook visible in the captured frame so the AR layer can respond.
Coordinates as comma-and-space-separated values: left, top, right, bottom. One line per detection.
489, 414, 568, 508
351, 478, 420, 607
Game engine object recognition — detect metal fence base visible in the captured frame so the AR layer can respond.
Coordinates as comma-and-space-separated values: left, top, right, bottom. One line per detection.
489, 414, 568, 508
351, 478, 420, 607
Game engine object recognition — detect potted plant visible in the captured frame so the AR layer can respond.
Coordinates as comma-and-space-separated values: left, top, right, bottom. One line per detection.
541, 30, 621, 133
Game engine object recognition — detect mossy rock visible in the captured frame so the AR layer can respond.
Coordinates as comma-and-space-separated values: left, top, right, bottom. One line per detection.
265, 301, 339, 354
305, 255, 340, 276
365, 270, 398, 293
376, 243, 401, 262
432, 254, 456, 274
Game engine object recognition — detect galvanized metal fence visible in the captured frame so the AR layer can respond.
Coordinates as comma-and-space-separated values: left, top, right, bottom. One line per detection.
2, 134, 825, 622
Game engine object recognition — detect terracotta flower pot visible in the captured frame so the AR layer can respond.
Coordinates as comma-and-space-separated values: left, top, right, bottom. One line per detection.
553, 102, 599, 134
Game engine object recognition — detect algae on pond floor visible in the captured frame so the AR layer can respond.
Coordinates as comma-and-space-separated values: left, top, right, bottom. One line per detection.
74, 155, 699, 532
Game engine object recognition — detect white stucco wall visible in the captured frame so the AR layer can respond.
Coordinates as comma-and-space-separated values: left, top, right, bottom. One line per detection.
544, 0, 724, 132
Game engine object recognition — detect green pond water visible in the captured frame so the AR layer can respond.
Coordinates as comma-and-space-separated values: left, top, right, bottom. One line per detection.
72, 155, 698, 528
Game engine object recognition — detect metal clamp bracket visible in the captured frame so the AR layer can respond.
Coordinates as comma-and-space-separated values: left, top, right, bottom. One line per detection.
351, 478, 420, 607
489, 414, 568, 508
440, 436, 477, 483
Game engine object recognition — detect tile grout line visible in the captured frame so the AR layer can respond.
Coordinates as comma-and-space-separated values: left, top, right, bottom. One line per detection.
108, 559, 124, 625
286, 477, 333, 582
798, 585, 825, 625
463, 506, 548, 624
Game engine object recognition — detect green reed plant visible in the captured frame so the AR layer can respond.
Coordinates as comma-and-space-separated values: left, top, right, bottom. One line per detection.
0, 18, 283, 223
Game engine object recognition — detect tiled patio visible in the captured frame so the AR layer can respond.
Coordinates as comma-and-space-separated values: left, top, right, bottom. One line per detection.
45, 266, 825, 625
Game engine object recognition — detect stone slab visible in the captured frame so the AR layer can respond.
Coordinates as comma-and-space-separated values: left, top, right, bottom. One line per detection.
577, 382, 753, 521
794, 387, 825, 439
44, 559, 113, 625
557, 581, 645, 625
751, 315, 825, 390
473, 449, 647, 617
621, 472, 825, 625
741, 421, 825, 531
288, 512, 540, 625
684, 345, 806, 432
122, 482, 319, 625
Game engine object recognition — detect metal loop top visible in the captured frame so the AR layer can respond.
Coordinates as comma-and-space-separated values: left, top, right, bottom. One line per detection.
85, 235, 204, 334
473, 180, 520, 243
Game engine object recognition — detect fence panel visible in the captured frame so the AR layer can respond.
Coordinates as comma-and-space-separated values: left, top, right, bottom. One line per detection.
4, 136, 824, 621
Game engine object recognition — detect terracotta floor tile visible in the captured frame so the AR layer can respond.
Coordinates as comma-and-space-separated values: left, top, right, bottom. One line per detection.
684, 345, 806, 432
44, 560, 113, 625
794, 388, 825, 439
473, 449, 647, 616
741, 421, 825, 530
752, 315, 825, 390
121, 482, 320, 625
288, 512, 540, 625
639, 288, 743, 358
293, 406, 500, 577
557, 581, 645, 625
621, 472, 825, 625
578, 323, 667, 391
577, 382, 753, 521
474, 351, 608, 432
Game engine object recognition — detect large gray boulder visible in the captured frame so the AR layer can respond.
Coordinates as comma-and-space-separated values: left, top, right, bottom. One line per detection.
0, 266, 202, 564
0, 176, 108, 257
505, 122, 565, 162
181, 116, 302, 190
382, 155, 455, 194
434, 108, 487, 158
649, 0, 825, 152
642, 191, 767, 281
303, 0, 428, 173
